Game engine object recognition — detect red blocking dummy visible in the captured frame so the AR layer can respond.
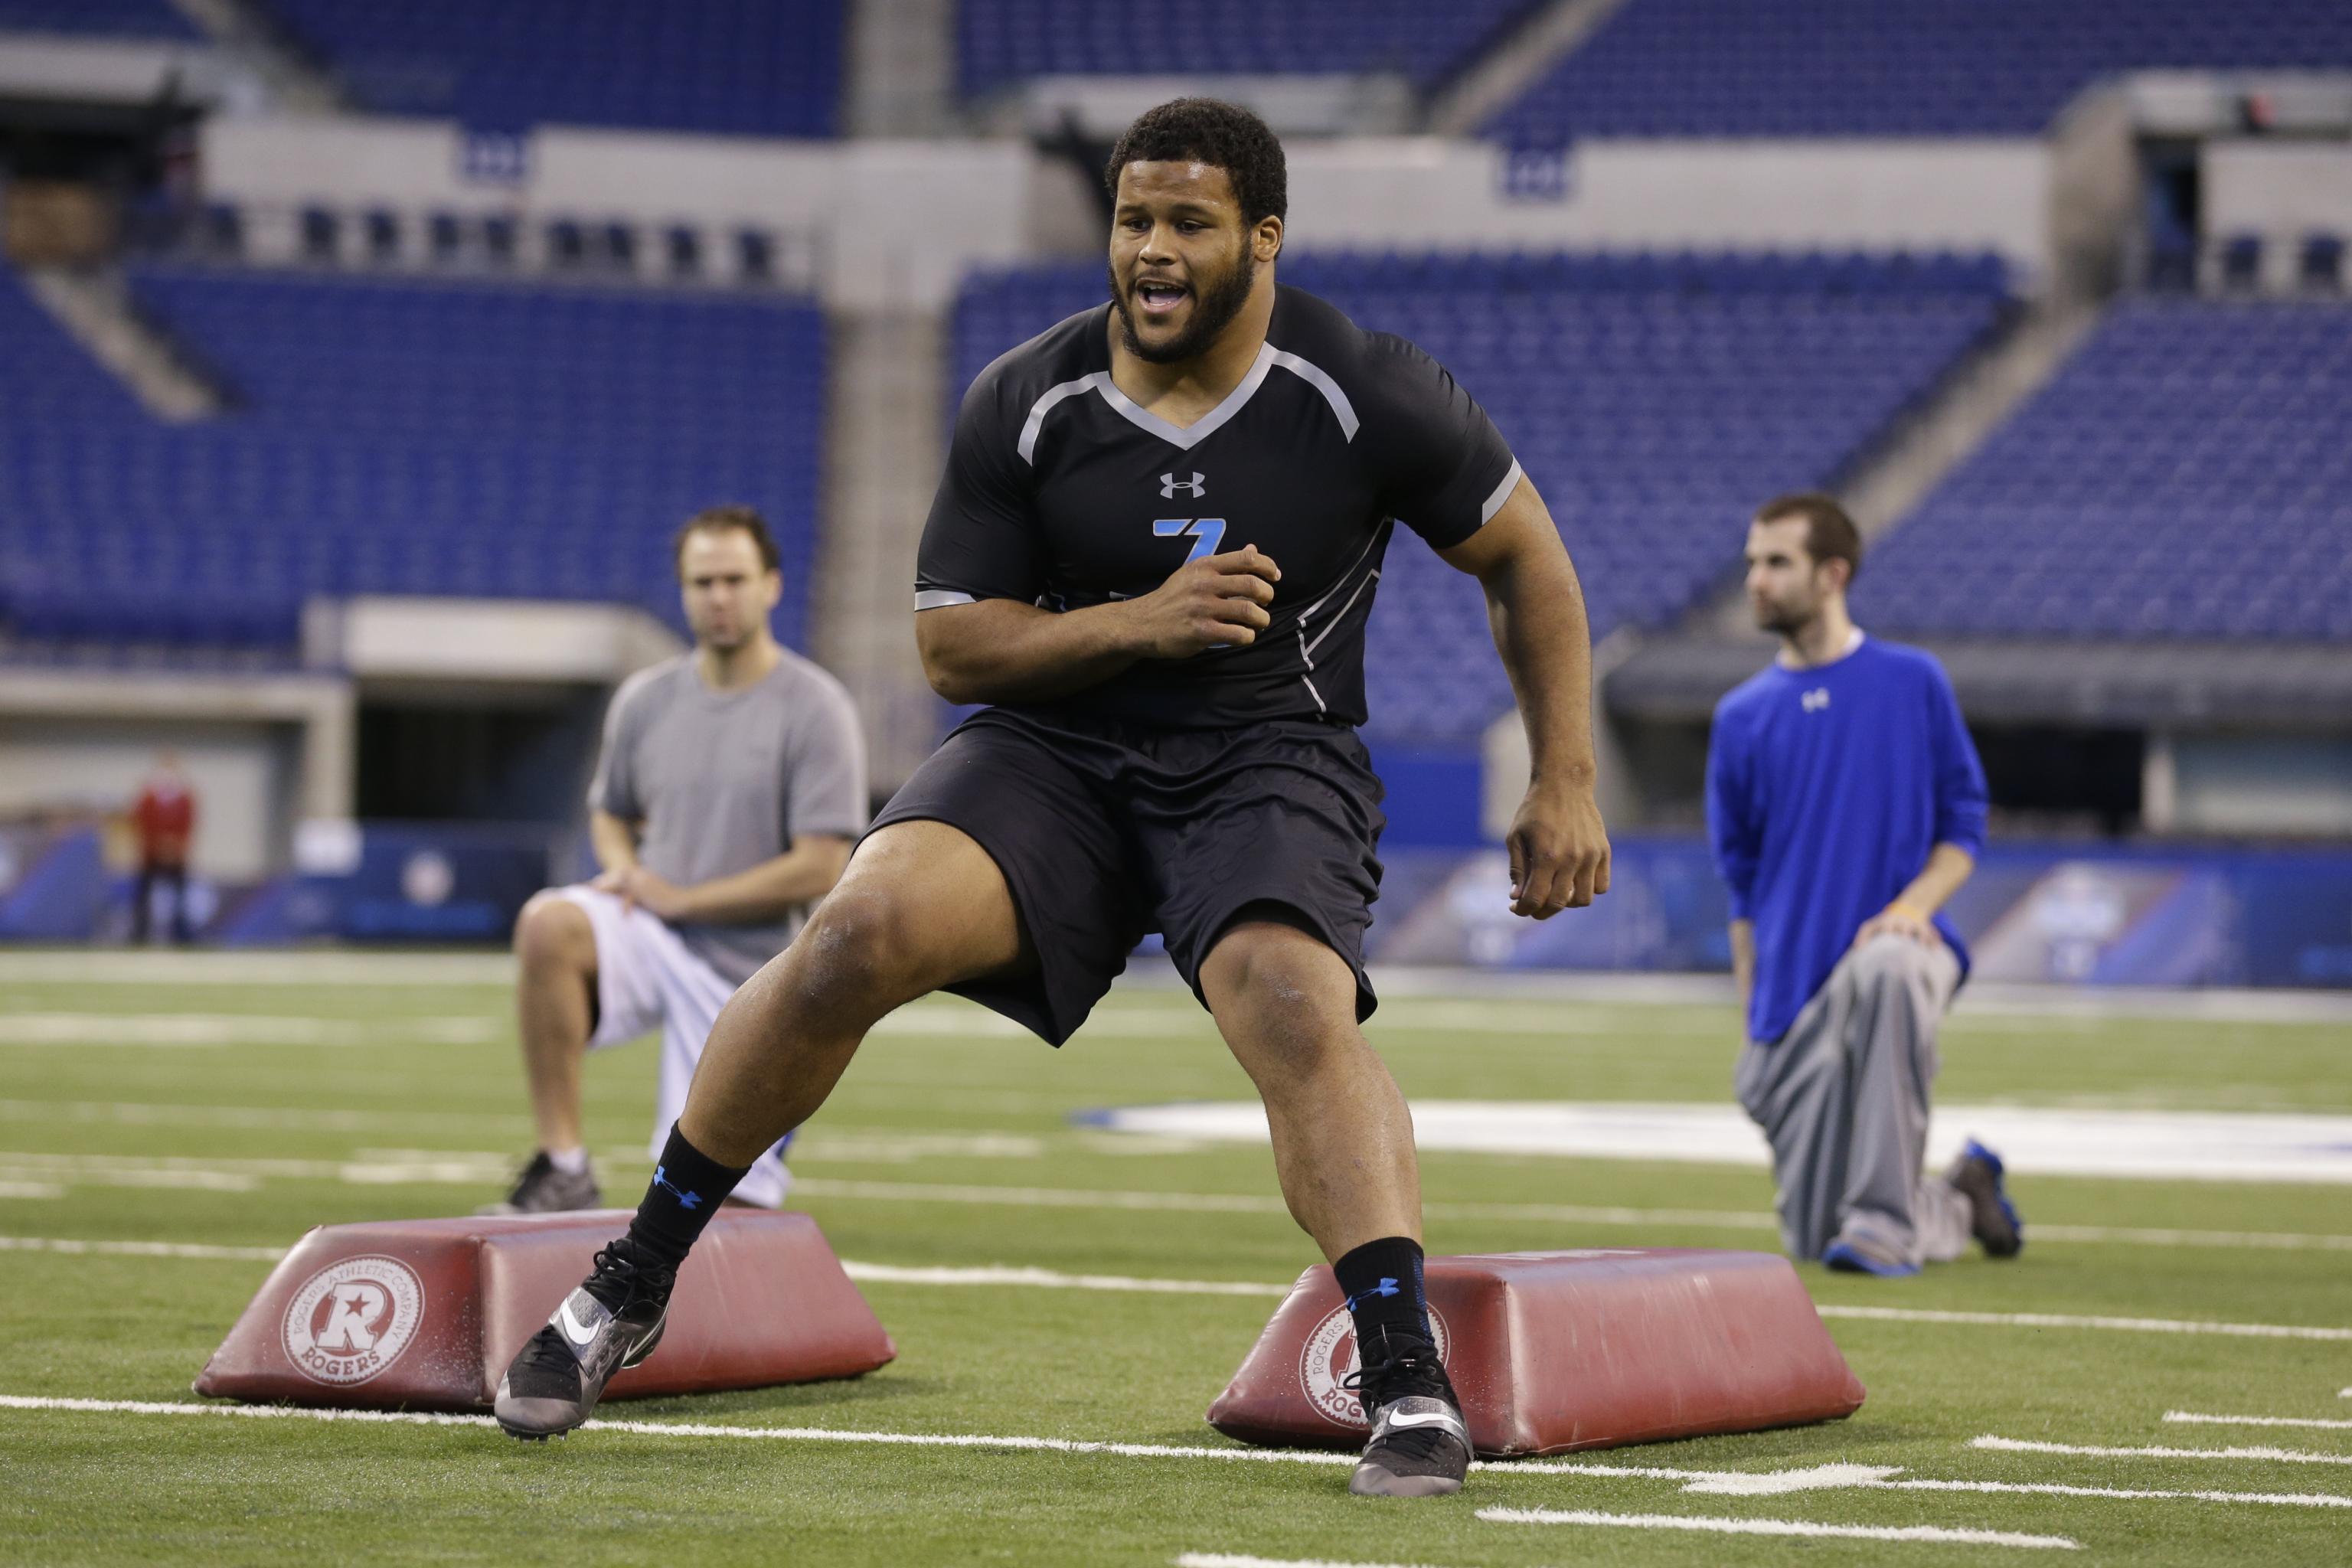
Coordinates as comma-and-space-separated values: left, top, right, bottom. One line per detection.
195, 1209, 893, 1410
1207, 1248, 1864, 1456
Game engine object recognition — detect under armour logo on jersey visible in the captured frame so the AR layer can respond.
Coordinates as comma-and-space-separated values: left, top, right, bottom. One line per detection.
1802, 688, 1831, 713
1159, 471, 1207, 499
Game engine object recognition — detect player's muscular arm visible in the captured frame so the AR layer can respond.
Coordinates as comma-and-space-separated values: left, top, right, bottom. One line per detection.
1439, 476, 1611, 918
916, 547, 1282, 705
1855, 843, 1975, 948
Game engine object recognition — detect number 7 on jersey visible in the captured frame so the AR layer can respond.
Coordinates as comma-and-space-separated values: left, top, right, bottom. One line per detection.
1153, 518, 1227, 564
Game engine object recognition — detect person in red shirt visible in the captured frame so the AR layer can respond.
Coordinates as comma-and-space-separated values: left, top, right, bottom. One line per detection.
131, 750, 196, 944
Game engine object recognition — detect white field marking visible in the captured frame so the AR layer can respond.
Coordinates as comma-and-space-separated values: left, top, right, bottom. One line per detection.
8, 946, 2347, 1027
0, 951, 515, 988
0, 1181, 62, 1200
0, 1235, 283, 1261
1086, 1100, 2352, 1184
1176, 1556, 1441, 1568
0, 1164, 257, 1192
1680, 1463, 1903, 1494
0, 1149, 514, 1187
13, 1127, 2330, 1254
1974, 1436, 2352, 1467
10, 1234, 2350, 1354
1478, 1508, 2079, 1550
1819, 1305, 2352, 1343
841, 1263, 1285, 1297
2167, 1412, 2352, 1432
5, 1394, 2348, 1510
0, 1014, 499, 1047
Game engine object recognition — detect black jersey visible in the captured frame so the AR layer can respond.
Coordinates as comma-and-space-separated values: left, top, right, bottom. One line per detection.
916, 284, 1521, 730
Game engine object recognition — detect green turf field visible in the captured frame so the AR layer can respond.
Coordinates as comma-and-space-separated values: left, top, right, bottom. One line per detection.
1, 951, 2347, 1566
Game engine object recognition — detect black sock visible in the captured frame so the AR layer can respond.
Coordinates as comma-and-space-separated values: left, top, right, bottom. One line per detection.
1334, 1236, 1433, 1352
623, 1123, 750, 1269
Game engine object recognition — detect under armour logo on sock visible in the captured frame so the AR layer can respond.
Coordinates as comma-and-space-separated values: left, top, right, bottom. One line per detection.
652, 1165, 703, 1210
1347, 1277, 1402, 1312
1159, 471, 1206, 498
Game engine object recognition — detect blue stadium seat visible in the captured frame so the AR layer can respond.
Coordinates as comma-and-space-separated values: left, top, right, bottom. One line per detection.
1855, 298, 2352, 642
0, 0, 198, 40
956, 0, 1537, 96
949, 250, 2008, 746
1487, 1, 2352, 141
0, 263, 827, 653
266, 0, 842, 137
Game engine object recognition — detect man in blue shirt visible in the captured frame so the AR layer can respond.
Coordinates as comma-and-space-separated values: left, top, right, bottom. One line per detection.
1707, 494, 2022, 1277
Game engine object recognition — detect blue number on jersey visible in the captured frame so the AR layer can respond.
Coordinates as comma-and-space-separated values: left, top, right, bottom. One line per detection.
1152, 518, 1227, 563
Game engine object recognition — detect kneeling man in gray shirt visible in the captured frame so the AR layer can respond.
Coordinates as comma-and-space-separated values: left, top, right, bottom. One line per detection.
485, 506, 867, 1214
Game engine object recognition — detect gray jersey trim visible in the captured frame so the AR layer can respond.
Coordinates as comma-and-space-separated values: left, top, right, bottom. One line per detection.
1480, 458, 1526, 524
1266, 346, 1361, 441
1016, 373, 1106, 466
915, 589, 978, 611
1013, 339, 1361, 462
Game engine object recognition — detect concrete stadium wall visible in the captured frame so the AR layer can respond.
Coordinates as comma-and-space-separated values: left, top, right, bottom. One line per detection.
1282, 139, 2050, 279
197, 119, 2060, 301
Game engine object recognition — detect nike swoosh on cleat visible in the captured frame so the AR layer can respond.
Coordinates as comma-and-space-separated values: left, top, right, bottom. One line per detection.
558, 1299, 602, 1349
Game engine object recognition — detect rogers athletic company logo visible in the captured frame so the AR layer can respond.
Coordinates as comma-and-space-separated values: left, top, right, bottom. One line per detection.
1297, 1302, 1452, 1429
280, 1255, 425, 1386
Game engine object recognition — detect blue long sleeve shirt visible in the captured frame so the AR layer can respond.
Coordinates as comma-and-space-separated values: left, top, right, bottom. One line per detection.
1706, 635, 1989, 1044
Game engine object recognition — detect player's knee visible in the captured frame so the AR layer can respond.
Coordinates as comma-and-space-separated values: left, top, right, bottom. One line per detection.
1207, 924, 1357, 1056
514, 892, 592, 973
795, 884, 928, 1001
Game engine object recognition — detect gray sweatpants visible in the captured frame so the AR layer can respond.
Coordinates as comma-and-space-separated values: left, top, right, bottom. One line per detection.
1733, 934, 1972, 1269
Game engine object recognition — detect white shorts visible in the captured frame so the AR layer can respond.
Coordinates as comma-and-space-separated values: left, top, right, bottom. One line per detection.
554, 885, 791, 1209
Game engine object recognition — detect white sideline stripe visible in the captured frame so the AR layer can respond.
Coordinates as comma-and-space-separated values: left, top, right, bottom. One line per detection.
0, 1235, 283, 1261
1477, 1507, 2079, 1550
2167, 1411, 2352, 1431
0, 1014, 498, 1047
0, 1119, 2342, 1253
0, 952, 517, 987
1817, 1305, 2352, 1342
1177, 1556, 1436, 1568
6, 1233, 2348, 1349
842, 1262, 1284, 1297
0, 1182, 62, 1200
3, 1396, 2347, 1508
1975, 1436, 2352, 1467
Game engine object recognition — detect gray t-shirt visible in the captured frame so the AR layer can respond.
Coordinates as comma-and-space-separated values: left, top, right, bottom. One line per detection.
589, 650, 867, 986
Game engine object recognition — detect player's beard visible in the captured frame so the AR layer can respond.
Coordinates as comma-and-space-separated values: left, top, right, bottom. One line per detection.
1109, 246, 1258, 366
1753, 594, 1818, 639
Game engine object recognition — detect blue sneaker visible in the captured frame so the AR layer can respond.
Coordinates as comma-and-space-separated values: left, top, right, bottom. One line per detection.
1947, 1138, 2025, 1259
1821, 1237, 1921, 1278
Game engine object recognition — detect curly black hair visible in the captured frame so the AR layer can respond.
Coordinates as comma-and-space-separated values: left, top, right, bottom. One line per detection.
1102, 98, 1288, 229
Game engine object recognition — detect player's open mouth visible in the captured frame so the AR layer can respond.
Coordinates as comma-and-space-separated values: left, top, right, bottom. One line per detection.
1134, 279, 1188, 317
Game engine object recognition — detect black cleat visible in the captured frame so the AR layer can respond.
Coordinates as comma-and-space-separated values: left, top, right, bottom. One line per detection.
495, 1236, 674, 1439
1345, 1328, 1472, 1498
1947, 1138, 2024, 1259
479, 1151, 600, 1216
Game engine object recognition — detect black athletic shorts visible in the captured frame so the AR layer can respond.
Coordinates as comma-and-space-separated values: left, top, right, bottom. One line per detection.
867, 705, 1387, 1045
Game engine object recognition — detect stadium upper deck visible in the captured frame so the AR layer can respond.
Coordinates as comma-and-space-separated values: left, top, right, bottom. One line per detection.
0, 263, 825, 651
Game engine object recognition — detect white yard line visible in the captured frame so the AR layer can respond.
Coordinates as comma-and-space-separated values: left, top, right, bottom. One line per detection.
2, 1396, 2345, 1511
1478, 1507, 2079, 1550
842, 1263, 1285, 1298
1818, 1305, 2352, 1343
8, 948, 2345, 1024
1975, 1436, 2352, 1467
0, 1235, 283, 1261
1177, 1556, 1439, 1568
0, 952, 516, 988
0, 1014, 499, 1047
2166, 1411, 2352, 1432
1, 1127, 2343, 1253
7, 1233, 2348, 1347
0, 1181, 61, 1200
